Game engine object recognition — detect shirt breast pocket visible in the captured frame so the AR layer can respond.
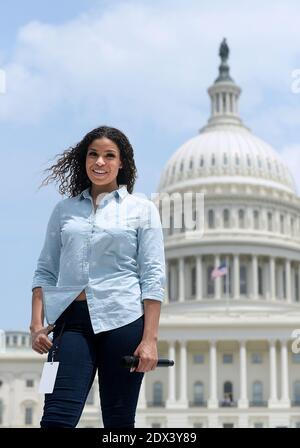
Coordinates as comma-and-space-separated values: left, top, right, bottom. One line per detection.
104, 225, 137, 253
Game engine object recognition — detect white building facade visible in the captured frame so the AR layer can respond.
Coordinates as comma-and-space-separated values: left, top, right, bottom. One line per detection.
1, 40, 300, 428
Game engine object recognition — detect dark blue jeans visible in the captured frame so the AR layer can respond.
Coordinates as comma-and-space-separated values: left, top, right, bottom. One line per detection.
40, 300, 145, 428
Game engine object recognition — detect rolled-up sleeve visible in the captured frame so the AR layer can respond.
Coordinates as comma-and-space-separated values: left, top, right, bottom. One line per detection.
31, 201, 62, 291
137, 200, 166, 302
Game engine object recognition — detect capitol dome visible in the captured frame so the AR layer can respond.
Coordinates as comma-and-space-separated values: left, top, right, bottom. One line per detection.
158, 43, 297, 195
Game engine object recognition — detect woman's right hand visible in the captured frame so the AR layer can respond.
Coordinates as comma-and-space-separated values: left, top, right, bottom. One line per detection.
31, 326, 54, 355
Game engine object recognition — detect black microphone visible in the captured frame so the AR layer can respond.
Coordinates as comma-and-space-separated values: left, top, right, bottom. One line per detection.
121, 355, 174, 368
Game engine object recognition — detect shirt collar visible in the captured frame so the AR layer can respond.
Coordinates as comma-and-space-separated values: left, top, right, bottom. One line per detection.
79, 185, 128, 201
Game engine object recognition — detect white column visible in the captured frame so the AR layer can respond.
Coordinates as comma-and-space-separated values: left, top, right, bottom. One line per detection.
178, 258, 185, 302
215, 255, 221, 300
234, 254, 240, 299
166, 341, 176, 408
238, 340, 249, 408
285, 259, 292, 303
269, 257, 276, 301
268, 339, 280, 407
208, 340, 218, 408
226, 92, 230, 114
252, 255, 258, 300
280, 339, 290, 407
178, 340, 188, 408
196, 255, 203, 300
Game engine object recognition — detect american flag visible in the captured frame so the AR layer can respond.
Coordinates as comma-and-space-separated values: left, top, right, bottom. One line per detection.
211, 262, 228, 279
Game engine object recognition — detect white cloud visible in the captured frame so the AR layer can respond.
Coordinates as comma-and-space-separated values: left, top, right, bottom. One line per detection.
0, 0, 300, 138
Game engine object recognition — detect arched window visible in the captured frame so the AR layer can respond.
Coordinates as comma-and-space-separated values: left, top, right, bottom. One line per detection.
216, 93, 220, 113
223, 153, 228, 165
211, 154, 215, 166
238, 209, 245, 228
25, 406, 33, 425
280, 214, 284, 233
268, 212, 273, 231
252, 381, 263, 404
193, 382, 204, 405
189, 159, 193, 170
223, 209, 230, 228
235, 154, 240, 165
208, 210, 215, 229
257, 157, 262, 168
200, 156, 204, 167
253, 210, 259, 229
222, 92, 226, 111
153, 381, 163, 405
180, 161, 184, 172
291, 217, 295, 236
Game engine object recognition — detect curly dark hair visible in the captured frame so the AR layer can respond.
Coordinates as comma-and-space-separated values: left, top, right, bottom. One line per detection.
37, 125, 138, 196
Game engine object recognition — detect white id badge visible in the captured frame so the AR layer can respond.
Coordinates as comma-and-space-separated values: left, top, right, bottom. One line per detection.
38, 362, 60, 394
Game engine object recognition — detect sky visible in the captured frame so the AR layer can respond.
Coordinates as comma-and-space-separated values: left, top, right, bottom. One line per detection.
1, 0, 300, 331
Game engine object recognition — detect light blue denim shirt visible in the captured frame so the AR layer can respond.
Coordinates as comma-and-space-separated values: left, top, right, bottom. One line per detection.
31, 185, 166, 333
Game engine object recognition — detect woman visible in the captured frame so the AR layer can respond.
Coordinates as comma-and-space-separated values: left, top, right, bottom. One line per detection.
30, 125, 166, 428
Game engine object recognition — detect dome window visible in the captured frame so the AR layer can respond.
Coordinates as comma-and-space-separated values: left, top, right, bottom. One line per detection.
280, 214, 284, 233
257, 157, 262, 168
247, 155, 251, 167
180, 161, 184, 172
223, 153, 228, 165
189, 159, 193, 170
208, 209, 215, 229
222, 92, 226, 112
223, 209, 230, 228
216, 93, 220, 113
235, 154, 240, 165
238, 209, 245, 228
200, 156, 204, 167
211, 154, 216, 166
291, 217, 295, 236
253, 210, 259, 229
172, 165, 176, 175
268, 212, 273, 231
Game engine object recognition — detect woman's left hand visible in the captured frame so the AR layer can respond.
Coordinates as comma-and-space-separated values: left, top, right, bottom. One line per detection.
130, 339, 158, 373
